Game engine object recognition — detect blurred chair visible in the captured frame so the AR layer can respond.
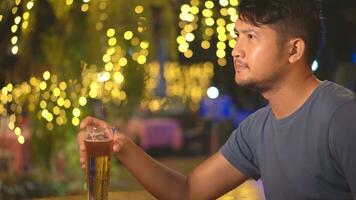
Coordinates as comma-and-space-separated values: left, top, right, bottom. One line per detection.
127, 117, 183, 151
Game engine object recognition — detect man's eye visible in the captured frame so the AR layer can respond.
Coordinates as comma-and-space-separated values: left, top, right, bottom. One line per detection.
248, 34, 254, 39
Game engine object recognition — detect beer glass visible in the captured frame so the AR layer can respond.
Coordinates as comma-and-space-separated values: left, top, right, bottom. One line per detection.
84, 125, 114, 200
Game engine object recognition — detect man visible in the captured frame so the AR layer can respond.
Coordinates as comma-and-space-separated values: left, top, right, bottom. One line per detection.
77, 0, 356, 199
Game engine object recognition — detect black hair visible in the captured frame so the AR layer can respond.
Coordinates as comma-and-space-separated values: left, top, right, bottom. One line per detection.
237, 0, 323, 64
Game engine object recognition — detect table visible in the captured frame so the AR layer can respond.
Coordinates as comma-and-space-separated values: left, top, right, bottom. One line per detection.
33, 190, 156, 200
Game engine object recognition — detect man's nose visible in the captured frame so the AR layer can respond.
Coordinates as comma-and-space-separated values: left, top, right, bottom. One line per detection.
231, 41, 245, 58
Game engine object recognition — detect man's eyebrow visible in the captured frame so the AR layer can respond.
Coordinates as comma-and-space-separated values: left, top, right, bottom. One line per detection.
234, 28, 258, 35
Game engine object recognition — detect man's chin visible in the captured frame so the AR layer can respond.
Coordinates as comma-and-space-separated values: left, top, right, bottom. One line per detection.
235, 78, 260, 90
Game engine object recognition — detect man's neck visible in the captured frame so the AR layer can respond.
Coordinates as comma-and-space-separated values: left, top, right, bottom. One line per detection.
262, 72, 321, 120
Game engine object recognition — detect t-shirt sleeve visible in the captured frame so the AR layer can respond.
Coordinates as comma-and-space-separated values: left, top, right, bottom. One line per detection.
329, 100, 356, 198
219, 122, 260, 180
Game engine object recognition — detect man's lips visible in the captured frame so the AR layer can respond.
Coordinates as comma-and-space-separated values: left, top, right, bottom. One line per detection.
234, 59, 248, 72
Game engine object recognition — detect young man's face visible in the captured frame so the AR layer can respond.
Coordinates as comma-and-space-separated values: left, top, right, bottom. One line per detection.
232, 19, 290, 91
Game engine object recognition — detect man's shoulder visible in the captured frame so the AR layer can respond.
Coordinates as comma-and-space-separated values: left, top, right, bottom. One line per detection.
318, 81, 355, 103
240, 106, 271, 127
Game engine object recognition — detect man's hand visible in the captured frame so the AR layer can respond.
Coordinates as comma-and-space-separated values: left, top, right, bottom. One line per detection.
77, 116, 112, 169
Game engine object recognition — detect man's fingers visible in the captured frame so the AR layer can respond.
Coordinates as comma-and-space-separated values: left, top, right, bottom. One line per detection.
80, 116, 110, 129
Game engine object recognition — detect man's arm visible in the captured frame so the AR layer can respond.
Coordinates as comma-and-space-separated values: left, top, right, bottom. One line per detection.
78, 116, 248, 199
116, 137, 248, 200
329, 101, 356, 198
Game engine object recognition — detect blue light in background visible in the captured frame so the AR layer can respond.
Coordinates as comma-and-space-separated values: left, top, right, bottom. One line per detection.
352, 53, 356, 64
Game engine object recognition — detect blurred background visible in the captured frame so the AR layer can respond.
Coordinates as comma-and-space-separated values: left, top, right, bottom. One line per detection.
0, 0, 355, 199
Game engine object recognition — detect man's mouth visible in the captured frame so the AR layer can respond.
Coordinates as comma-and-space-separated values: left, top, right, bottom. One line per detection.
234, 58, 248, 71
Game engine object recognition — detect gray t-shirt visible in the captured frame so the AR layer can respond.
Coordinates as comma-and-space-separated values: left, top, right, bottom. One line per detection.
220, 81, 356, 200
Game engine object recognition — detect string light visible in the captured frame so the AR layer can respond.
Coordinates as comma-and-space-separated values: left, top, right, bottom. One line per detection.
177, 0, 239, 66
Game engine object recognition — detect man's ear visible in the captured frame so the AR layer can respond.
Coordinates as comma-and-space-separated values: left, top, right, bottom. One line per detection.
288, 38, 305, 64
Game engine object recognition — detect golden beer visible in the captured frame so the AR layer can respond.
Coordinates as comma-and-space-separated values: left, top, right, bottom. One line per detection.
85, 132, 113, 200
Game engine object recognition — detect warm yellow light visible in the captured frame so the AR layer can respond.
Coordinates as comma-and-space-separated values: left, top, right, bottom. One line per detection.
220, 8, 228, 16
205, 18, 214, 26
14, 127, 21, 136
79, 96, 87, 106
6, 84, 13, 92
137, 55, 147, 64
113, 72, 124, 83
59, 82, 67, 90
106, 28, 115, 37
149, 100, 160, 112
72, 117, 80, 126
184, 50, 193, 58
40, 81, 47, 90
8, 122, 15, 130
12, 7, 18, 14
181, 4, 190, 13
229, 39, 236, 48
43, 71, 51, 80
135, 5, 144, 14
190, 6, 199, 15
218, 58, 227, 66
42, 109, 49, 118
14, 16, 21, 24
102, 54, 111, 63
185, 33, 195, 42
72, 108, 81, 117
176, 36, 185, 44
228, 7, 237, 16
217, 18, 226, 26
216, 49, 226, 58
81, 4, 89, 12
64, 99, 71, 108
22, 21, 28, 29
47, 113, 53, 122
18, 135, 25, 144
12, 46, 19, 54
108, 37, 117, 46
201, 40, 211, 49
230, 0, 238, 6
205, 28, 214, 36
105, 62, 113, 71
0, 15, 3, 22
23, 12, 30, 20
46, 123, 53, 130
107, 47, 115, 55
89, 90, 97, 98
140, 41, 149, 49
11, 36, 18, 44
205, 1, 214, 9
119, 57, 127, 66
98, 71, 110, 82
217, 41, 226, 49
53, 106, 60, 115
66, 0, 73, 5
40, 100, 47, 109
218, 34, 227, 41
27, 1, 34, 10
131, 37, 139, 46
178, 43, 189, 53
184, 24, 194, 33
124, 31, 133, 40
202, 9, 213, 18
219, 0, 229, 7
53, 88, 60, 97
56, 117, 64, 125
57, 98, 64, 106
